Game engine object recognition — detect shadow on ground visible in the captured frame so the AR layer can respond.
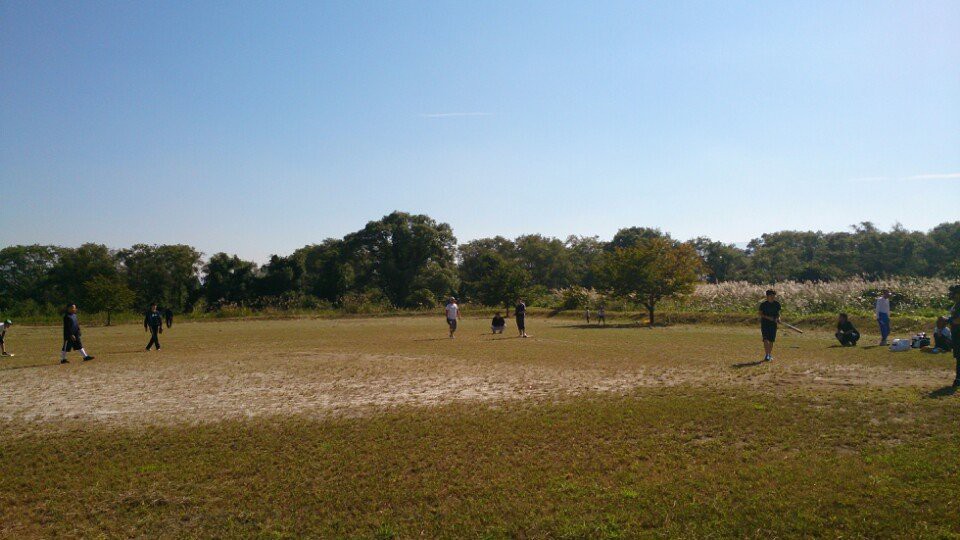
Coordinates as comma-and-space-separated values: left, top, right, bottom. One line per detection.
926, 385, 957, 399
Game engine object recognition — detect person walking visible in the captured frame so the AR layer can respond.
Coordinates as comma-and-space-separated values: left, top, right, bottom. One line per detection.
759, 290, 781, 362
445, 298, 461, 339
515, 298, 528, 338
60, 304, 95, 364
875, 290, 892, 346
144, 303, 164, 351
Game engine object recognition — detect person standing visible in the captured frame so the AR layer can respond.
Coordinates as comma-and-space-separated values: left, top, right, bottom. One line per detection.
597, 305, 606, 326
946, 285, 960, 387
144, 303, 164, 351
758, 289, 781, 362
835, 313, 860, 347
0, 319, 13, 357
445, 298, 461, 339
61, 304, 95, 364
875, 290, 892, 346
585, 308, 591, 324
163, 307, 174, 328
515, 298, 528, 338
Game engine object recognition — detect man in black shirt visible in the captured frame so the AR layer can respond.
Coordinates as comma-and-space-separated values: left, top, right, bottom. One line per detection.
835, 313, 860, 346
491, 312, 506, 334
144, 303, 164, 351
60, 304, 95, 364
946, 285, 960, 387
163, 308, 174, 328
515, 298, 528, 338
758, 290, 781, 362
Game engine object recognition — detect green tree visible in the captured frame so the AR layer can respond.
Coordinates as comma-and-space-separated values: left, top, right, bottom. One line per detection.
0, 245, 63, 306
202, 253, 259, 306
84, 275, 135, 326
690, 238, 749, 282
472, 252, 530, 314
118, 244, 203, 311
47, 244, 119, 306
343, 211, 459, 307
599, 238, 702, 325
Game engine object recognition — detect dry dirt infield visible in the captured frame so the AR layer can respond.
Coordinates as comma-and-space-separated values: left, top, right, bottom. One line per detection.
0, 317, 955, 426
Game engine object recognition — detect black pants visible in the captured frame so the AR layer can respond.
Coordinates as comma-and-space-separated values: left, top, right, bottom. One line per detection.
516, 314, 525, 331
934, 334, 952, 350
146, 327, 161, 350
836, 331, 860, 346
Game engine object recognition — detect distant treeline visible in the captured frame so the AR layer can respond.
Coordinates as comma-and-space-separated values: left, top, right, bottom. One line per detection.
1, 212, 958, 316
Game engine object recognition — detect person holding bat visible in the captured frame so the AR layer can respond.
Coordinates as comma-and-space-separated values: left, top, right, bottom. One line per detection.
758, 289, 781, 362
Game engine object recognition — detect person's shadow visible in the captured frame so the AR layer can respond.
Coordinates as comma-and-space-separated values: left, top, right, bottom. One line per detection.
732, 360, 767, 369
926, 385, 957, 398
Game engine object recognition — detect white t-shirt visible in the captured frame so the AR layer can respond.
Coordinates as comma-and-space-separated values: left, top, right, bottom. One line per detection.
445, 303, 459, 320
0, 323, 5, 338
875, 297, 890, 315
936, 326, 952, 339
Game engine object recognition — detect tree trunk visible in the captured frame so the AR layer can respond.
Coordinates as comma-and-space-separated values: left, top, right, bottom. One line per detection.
646, 303, 655, 326
505, 301, 511, 317
106, 311, 112, 327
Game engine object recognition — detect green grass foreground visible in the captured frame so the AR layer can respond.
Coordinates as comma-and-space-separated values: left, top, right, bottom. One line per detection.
1, 317, 958, 538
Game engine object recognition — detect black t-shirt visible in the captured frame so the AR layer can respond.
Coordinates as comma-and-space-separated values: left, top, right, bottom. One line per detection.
759, 301, 781, 323
515, 302, 526, 316
837, 320, 857, 333
492, 315, 505, 326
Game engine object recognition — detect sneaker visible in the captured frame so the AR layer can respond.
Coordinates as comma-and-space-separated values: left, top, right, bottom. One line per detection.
83, 356, 95, 361
60, 359, 69, 364
1, 352, 10, 357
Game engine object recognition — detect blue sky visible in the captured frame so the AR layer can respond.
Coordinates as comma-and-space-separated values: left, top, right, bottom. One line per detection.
2, 0, 958, 262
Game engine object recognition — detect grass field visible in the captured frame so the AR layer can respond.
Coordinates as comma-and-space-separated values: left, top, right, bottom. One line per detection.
1, 317, 959, 538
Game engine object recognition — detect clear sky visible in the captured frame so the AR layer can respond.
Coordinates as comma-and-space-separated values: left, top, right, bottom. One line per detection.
2, 1, 958, 263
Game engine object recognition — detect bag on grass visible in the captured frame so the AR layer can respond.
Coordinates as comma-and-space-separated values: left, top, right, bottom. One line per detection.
889, 339, 911, 352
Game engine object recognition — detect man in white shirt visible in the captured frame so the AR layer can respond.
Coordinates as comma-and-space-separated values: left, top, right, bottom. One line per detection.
0, 319, 12, 357
875, 290, 892, 345
444, 298, 461, 339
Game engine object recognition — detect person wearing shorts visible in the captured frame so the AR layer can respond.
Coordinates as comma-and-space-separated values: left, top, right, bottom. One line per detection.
61, 304, 95, 364
758, 290, 781, 362
445, 298, 460, 339
515, 299, 528, 338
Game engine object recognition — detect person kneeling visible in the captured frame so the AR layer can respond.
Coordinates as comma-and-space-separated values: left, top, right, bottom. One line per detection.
491, 312, 506, 334
835, 313, 860, 347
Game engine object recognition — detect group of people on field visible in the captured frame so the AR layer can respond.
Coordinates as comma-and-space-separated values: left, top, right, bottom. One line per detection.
444, 297, 528, 339
0, 303, 174, 364
758, 285, 960, 387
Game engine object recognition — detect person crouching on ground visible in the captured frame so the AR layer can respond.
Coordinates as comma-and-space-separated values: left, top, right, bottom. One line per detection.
835, 313, 860, 346
445, 298, 461, 339
0, 319, 12, 357
144, 303, 164, 351
491, 312, 506, 334
932, 316, 952, 353
61, 304, 95, 364
759, 289, 781, 362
